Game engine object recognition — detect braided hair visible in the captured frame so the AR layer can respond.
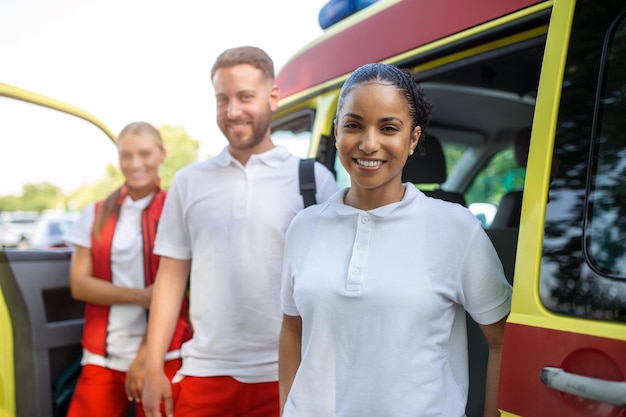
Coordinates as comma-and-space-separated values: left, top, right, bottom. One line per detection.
336, 63, 433, 155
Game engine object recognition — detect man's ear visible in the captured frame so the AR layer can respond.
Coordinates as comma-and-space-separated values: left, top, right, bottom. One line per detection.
269, 84, 280, 111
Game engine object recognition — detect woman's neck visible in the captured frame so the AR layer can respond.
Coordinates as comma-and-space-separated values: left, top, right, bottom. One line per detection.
126, 186, 156, 201
344, 183, 406, 211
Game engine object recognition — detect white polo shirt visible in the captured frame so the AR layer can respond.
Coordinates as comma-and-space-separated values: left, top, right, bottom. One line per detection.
64, 193, 154, 371
281, 184, 512, 417
154, 145, 337, 383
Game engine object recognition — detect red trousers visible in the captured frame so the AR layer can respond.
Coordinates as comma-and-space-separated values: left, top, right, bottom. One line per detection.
174, 376, 279, 417
66, 359, 181, 417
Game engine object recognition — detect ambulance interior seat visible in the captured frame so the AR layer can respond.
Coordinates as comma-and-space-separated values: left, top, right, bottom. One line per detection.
489, 190, 523, 229
401, 135, 467, 206
485, 128, 530, 284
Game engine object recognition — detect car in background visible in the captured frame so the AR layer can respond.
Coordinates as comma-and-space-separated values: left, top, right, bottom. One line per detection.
28, 211, 79, 249
0, 211, 39, 248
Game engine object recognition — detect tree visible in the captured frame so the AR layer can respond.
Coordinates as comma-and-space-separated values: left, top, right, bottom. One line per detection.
159, 125, 200, 189
0, 195, 22, 212
21, 183, 67, 212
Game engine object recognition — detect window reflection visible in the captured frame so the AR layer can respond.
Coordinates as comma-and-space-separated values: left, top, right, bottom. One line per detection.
585, 13, 626, 279
540, 5, 626, 321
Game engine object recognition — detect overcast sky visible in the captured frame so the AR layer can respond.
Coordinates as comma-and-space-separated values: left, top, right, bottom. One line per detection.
0, 0, 329, 194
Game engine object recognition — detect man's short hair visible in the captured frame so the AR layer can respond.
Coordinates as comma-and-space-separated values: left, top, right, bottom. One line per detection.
211, 46, 275, 81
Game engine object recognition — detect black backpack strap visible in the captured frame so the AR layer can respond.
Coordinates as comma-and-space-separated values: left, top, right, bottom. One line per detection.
299, 158, 317, 208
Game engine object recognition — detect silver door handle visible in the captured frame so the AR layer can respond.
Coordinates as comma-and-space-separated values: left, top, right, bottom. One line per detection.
540, 366, 626, 407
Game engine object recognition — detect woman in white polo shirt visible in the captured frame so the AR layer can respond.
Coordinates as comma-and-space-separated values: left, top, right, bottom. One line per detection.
279, 63, 512, 417
64, 121, 191, 417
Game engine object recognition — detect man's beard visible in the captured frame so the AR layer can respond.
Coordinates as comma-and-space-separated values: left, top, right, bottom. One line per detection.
223, 111, 272, 151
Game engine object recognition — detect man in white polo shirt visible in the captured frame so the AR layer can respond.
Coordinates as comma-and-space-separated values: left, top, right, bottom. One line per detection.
142, 46, 337, 417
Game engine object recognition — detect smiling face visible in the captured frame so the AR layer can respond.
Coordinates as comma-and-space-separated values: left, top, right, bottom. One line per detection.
213, 63, 279, 163
117, 131, 165, 200
335, 81, 420, 206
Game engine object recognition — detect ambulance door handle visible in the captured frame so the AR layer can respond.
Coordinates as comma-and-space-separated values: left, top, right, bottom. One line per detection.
540, 366, 626, 407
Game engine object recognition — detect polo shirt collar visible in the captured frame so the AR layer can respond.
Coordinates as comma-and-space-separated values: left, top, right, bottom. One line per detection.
213, 144, 291, 168
121, 191, 155, 210
329, 184, 421, 218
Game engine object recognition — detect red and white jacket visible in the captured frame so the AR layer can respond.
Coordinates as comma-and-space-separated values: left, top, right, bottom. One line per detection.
82, 186, 192, 357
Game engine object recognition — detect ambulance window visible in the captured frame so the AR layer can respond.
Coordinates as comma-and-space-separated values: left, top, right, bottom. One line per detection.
540, 5, 626, 322
465, 146, 525, 228
271, 109, 314, 158
584, 13, 626, 279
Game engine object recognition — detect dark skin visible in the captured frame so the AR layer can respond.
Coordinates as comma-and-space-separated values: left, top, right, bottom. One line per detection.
279, 80, 507, 417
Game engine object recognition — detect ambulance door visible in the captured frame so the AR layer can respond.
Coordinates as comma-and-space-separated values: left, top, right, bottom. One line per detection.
499, 0, 626, 416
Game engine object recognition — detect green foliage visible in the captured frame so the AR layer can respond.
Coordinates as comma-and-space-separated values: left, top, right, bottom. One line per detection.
465, 149, 525, 205
0, 194, 23, 212
440, 144, 526, 207
159, 125, 200, 190
21, 183, 68, 212
0, 183, 67, 212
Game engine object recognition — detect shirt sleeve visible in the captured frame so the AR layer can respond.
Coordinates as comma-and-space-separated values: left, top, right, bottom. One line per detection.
461, 222, 512, 325
63, 203, 95, 248
281, 215, 301, 317
153, 172, 192, 260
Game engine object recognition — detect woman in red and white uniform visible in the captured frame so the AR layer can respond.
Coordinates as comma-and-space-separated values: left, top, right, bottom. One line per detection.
64, 121, 192, 417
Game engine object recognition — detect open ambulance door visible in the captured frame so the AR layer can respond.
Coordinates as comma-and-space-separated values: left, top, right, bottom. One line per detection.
499, 0, 626, 416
